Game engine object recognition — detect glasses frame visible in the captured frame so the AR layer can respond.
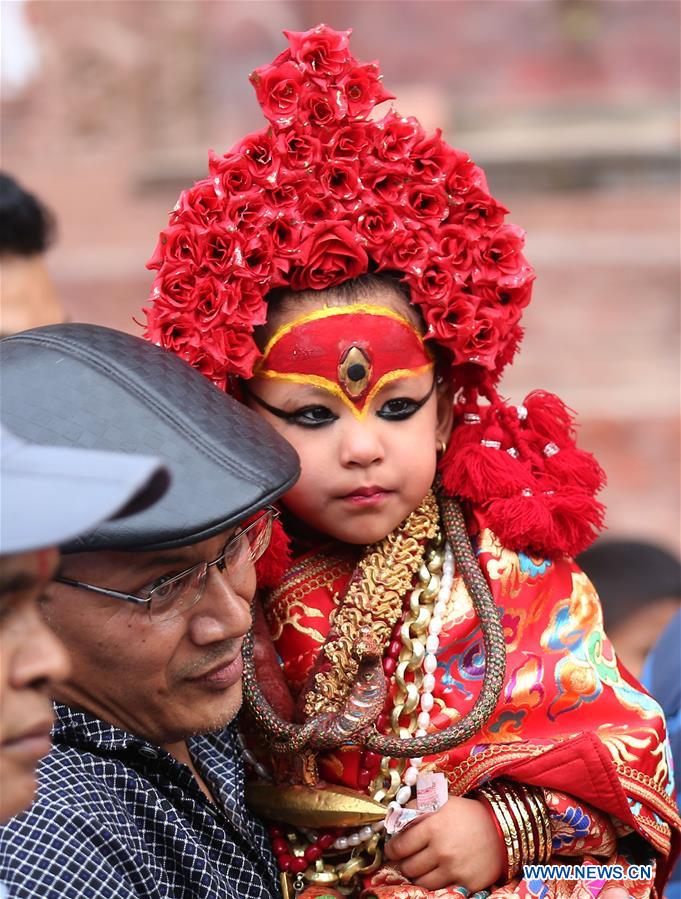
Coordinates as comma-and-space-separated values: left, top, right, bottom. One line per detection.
54, 507, 278, 617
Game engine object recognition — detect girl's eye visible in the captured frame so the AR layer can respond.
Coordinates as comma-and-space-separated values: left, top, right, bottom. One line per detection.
289, 405, 338, 428
377, 397, 421, 421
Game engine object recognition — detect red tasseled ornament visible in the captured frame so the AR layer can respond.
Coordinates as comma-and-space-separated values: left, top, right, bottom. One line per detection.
544, 489, 606, 557
542, 444, 606, 495
254, 515, 292, 588
481, 491, 556, 554
523, 390, 577, 443
439, 402, 531, 502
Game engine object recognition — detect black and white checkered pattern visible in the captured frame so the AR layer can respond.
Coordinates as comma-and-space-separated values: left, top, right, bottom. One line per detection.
0, 704, 281, 898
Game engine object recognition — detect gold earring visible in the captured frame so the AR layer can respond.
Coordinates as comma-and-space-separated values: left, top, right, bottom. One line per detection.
437, 439, 447, 454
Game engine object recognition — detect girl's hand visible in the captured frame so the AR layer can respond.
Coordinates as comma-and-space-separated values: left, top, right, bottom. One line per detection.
384, 796, 505, 892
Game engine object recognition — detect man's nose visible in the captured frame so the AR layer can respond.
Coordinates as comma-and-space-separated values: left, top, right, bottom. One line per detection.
339, 417, 385, 468
187, 565, 254, 646
13, 612, 71, 690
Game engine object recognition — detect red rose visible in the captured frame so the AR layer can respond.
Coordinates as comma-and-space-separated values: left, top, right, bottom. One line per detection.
327, 123, 370, 160
446, 186, 508, 235
460, 313, 505, 370
212, 156, 254, 196
270, 214, 303, 256
405, 184, 448, 224
172, 179, 224, 227
444, 149, 489, 196
232, 131, 278, 180
227, 278, 268, 329
362, 167, 406, 204
290, 224, 368, 291
216, 326, 261, 379
298, 186, 340, 225
415, 289, 475, 352
411, 132, 452, 182
285, 26, 353, 80
147, 224, 207, 271
249, 60, 305, 127
374, 225, 431, 273
437, 225, 479, 279
153, 263, 197, 309
410, 262, 461, 306
373, 112, 424, 162
299, 86, 347, 128
276, 130, 322, 169
339, 63, 394, 119
204, 225, 245, 276
224, 192, 274, 231
319, 160, 362, 202
476, 224, 532, 282
355, 203, 399, 249
241, 232, 274, 283
473, 275, 534, 325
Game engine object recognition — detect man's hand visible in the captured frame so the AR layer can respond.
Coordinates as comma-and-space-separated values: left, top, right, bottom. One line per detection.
384, 795, 505, 892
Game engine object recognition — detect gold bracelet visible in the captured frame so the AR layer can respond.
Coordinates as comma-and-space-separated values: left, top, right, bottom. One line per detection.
524, 788, 552, 863
478, 785, 522, 879
501, 782, 535, 865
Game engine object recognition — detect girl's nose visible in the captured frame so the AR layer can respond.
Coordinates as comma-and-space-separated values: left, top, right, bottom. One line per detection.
339, 417, 385, 468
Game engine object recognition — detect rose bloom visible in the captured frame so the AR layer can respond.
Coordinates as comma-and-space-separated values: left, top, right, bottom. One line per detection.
276, 130, 322, 169
355, 202, 399, 249
225, 192, 274, 231
476, 224, 532, 282
405, 184, 448, 224
446, 185, 508, 236
339, 63, 394, 119
171, 180, 224, 228
203, 225, 244, 276
474, 276, 534, 325
444, 149, 489, 195
285, 26, 353, 79
227, 278, 268, 329
289, 223, 368, 291
249, 60, 304, 127
417, 289, 476, 356
298, 187, 341, 225
233, 131, 278, 180
152, 263, 197, 309
374, 225, 431, 273
373, 112, 425, 162
327, 123, 371, 160
211, 155, 255, 196
147, 224, 207, 271
411, 262, 462, 306
411, 132, 452, 182
319, 160, 362, 202
437, 225, 480, 280
362, 167, 406, 205
300, 86, 347, 128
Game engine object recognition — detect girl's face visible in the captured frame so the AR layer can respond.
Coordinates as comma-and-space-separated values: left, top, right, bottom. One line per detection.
247, 292, 453, 545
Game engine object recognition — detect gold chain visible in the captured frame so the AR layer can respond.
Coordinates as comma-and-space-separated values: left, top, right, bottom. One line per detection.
303, 490, 439, 717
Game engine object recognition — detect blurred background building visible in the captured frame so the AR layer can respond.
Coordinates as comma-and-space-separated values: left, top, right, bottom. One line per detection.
2, 0, 679, 550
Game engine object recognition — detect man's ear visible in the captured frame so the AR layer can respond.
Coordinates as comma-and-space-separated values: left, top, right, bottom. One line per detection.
435, 378, 455, 447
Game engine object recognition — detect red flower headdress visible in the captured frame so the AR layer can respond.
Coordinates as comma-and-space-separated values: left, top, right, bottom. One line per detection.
144, 24, 605, 560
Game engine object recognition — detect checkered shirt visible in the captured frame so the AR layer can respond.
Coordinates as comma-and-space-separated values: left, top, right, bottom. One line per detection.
0, 703, 281, 898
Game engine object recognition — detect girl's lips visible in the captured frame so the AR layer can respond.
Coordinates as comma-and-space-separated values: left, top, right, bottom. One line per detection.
341, 488, 393, 506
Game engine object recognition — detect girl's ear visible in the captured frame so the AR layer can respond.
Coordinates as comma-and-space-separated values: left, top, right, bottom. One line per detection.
435, 377, 455, 448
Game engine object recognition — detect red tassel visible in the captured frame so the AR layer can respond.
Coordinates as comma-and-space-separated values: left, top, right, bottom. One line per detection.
545, 489, 606, 557
524, 390, 577, 443
542, 444, 606, 495
482, 491, 555, 553
254, 516, 291, 588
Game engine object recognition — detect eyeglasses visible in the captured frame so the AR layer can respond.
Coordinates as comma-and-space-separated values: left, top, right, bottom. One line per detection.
54, 508, 278, 622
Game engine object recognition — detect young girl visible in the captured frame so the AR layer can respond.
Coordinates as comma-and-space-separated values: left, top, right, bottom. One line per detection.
144, 26, 679, 899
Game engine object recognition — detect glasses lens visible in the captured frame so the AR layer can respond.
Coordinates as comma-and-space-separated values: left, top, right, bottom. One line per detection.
221, 511, 274, 575
149, 564, 206, 622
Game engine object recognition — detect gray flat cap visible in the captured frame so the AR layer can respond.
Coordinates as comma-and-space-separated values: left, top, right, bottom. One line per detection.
0, 324, 299, 552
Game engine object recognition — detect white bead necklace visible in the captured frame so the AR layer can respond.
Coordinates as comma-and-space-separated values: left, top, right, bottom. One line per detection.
333, 540, 454, 849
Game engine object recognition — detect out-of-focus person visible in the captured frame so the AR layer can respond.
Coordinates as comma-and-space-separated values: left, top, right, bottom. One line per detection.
0, 172, 65, 336
0, 421, 167, 899
641, 608, 681, 899
578, 539, 681, 678
0, 323, 299, 899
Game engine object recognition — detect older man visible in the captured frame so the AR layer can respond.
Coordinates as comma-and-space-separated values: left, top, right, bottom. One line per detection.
0, 324, 299, 899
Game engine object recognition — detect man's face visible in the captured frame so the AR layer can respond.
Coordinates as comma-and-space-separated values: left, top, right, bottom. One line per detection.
44, 530, 254, 747
0, 548, 70, 821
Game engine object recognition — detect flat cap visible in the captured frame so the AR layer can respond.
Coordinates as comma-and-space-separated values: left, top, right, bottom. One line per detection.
0, 324, 299, 552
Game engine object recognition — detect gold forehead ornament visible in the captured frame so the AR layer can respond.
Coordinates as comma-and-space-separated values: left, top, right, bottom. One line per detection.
338, 345, 372, 399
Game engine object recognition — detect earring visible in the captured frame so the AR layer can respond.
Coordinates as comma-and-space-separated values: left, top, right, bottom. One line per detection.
437, 439, 447, 454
